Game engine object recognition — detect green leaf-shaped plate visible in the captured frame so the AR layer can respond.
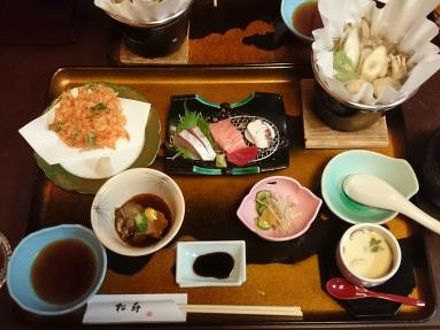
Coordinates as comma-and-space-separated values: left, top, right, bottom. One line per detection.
34, 83, 161, 194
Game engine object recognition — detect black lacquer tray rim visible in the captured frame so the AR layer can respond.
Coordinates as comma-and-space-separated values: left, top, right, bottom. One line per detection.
18, 64, 438, 329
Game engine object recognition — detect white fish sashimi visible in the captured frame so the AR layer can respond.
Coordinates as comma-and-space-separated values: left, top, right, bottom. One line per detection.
188, 127, 216, 160
175, 129, 215, 161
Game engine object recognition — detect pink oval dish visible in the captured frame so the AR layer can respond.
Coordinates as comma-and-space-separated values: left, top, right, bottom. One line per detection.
237, 176, 322, 242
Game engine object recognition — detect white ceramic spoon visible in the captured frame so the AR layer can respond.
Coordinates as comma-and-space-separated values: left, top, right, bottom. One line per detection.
342, 174, 440, 235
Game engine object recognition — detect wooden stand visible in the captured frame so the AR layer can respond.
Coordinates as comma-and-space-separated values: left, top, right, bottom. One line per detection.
118, 33, 189, 65
301, 79, 389, 149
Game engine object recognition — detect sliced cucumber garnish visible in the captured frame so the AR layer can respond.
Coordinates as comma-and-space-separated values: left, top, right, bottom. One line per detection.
256, 190, 272, 204
255, 207, 276, 230
256, 215, 272, 230
255, 190, 272, 215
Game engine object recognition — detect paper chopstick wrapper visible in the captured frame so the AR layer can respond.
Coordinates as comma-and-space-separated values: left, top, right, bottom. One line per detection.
19, 96, 150, 166
83, 294, 187, 324
312, 0, 440, 106
94, 0, 192, 25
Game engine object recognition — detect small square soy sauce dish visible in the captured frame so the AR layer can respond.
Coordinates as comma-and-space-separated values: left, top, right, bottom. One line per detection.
176, 241, 246, 288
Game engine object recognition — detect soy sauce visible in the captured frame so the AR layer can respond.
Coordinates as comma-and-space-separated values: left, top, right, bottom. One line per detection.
31, 239, 97, 305
193, 252, 234, 279
292, 1, 323, 38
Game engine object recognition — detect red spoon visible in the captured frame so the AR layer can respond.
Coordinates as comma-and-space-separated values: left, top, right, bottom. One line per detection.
326, 277, 425, 307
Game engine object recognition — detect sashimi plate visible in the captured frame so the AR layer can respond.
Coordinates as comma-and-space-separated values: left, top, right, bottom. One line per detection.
35, 83, 161, 194
165, 92, 289, 175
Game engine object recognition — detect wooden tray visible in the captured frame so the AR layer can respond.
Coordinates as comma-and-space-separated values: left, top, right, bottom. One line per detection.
24, 66, 436, 328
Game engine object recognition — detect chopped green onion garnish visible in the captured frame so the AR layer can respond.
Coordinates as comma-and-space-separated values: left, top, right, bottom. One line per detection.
86, 132, 96, 146
134, 213, 148, 232
91, 102, 107, 112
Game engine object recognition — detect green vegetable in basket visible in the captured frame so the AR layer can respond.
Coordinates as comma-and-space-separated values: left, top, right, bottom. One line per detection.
333, 50, 358, 83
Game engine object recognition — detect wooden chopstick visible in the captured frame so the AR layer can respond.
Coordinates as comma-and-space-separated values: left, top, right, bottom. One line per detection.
179, 304, 303, 318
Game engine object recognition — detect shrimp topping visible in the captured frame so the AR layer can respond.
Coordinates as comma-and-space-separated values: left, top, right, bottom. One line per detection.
49, 84, 129, 149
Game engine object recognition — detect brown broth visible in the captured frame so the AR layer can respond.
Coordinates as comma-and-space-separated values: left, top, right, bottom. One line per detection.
292, 1, 323, 38
31, 239, 97, 305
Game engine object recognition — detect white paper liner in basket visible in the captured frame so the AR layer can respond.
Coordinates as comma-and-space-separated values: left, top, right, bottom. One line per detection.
312, 0, 440, 107
94, 0, 192, 25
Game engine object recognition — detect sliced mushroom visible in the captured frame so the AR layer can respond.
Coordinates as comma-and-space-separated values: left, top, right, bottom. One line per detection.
389, 54, 408, 81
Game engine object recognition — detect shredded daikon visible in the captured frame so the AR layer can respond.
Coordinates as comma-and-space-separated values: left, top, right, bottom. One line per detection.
269, 195, 302, 234
255, 190, 302, 234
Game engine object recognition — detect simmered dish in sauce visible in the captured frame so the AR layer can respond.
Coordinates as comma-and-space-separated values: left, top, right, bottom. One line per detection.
49, 84, 129, 150
342, 229, 393, 279
115, 193, 171, 247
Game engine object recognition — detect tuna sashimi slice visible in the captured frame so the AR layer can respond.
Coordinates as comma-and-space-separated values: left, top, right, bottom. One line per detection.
209, 119, 247, 154
226, 146, 258, 166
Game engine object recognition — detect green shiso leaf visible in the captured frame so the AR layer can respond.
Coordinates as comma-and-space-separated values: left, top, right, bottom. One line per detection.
177, 109, 200, 130
175, 145, 195, 160
180, 102, 215, 146
333, 50, 358, 82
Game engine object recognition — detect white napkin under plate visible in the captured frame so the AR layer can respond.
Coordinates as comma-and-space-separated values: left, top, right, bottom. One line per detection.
19, 97, 150, 166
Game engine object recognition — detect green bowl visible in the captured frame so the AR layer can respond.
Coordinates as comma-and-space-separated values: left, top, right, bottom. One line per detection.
321, 150, 419, 224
